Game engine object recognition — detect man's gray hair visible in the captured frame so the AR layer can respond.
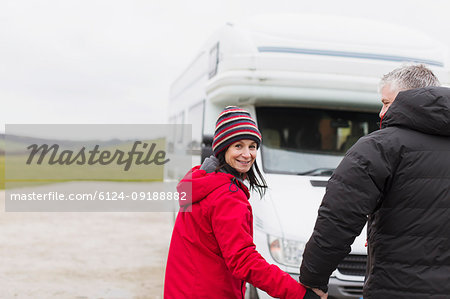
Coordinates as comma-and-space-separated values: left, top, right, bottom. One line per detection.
379, 64, 440, 92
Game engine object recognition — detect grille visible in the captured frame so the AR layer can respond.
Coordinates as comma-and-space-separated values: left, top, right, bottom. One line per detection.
337, 254, 367, 276
340, 285, 364, 297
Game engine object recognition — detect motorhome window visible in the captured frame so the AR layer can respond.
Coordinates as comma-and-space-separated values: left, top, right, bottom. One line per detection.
167, 116, 177, 153
188, 101, 204, 155
208, 42, 219, 79
256, 107, 379, 175
175, 111, 185, 144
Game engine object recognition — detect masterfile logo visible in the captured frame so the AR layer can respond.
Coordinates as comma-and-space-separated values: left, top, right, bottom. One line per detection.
26, 141, 170, 171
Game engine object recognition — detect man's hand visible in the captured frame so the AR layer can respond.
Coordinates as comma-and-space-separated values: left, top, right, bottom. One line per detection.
301, 286, 328, 299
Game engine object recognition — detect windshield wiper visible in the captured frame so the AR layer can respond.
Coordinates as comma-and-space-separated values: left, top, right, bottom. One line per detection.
297, 168, 335, 176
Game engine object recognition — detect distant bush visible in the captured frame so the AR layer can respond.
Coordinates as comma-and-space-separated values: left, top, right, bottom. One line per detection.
0, 155, 4, 189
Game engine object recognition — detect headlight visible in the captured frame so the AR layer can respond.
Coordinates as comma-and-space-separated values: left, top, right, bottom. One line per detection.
268, 235, 305, 267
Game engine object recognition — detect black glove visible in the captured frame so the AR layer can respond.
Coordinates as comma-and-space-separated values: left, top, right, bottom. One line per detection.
303, 288, 320, 299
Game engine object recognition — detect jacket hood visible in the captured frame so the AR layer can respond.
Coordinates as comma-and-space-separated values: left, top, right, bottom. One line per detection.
177, 165, 250, 208
381, 86, 450, 136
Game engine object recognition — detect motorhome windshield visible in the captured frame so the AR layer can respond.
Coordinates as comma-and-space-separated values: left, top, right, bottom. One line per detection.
256, 106, 379, 176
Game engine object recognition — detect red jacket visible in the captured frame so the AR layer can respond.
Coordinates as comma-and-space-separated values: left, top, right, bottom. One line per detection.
164, 166, 306, 299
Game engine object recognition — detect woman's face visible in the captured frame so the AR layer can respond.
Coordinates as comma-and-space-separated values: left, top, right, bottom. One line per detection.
225, 139, 257, 174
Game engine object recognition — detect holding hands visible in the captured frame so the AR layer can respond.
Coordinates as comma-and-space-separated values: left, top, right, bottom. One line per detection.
302, 286, 328, 299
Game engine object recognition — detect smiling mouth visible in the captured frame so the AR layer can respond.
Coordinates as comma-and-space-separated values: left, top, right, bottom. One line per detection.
237, 159, 251, 165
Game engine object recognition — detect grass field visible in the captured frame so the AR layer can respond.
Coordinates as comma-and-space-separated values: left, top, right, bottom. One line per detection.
0, 155, 4, 189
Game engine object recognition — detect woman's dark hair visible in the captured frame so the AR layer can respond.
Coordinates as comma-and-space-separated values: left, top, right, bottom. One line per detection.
215, 150, 268, 198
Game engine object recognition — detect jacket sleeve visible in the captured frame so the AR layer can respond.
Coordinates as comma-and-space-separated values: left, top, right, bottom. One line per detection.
299, 134, 395, 289
210, 187, 307, 299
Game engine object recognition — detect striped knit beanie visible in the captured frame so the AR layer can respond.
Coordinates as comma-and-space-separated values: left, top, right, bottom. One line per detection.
212, 106, 262, 156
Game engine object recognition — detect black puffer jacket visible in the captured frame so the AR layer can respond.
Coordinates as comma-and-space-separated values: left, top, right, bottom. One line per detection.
299, 87, 450, 298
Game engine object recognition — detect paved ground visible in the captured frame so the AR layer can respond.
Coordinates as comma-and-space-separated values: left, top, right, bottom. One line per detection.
0, 186, 174, 299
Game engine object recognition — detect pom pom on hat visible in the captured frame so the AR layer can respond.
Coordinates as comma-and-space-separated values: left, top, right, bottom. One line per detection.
212, 106, 262, 156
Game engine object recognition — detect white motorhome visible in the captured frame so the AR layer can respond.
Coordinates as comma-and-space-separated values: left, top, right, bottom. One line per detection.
167, 14, 449, 299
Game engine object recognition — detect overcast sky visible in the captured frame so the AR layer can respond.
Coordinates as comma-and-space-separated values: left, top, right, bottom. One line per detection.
1, 0, 450, 133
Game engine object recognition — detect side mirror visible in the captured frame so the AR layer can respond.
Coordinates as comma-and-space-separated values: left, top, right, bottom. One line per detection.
201, 135, 214, 163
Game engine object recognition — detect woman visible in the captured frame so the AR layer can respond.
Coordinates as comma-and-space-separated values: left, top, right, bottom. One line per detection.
164, 106, 323, 299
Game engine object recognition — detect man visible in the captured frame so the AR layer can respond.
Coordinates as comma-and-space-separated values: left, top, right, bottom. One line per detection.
299, 64, 450, 298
